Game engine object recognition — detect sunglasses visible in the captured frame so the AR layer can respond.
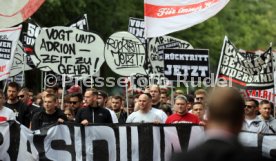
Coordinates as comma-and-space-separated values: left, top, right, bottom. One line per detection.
18, 95, 25, 99
196, 97, 204, 100
70, 101, 79, 105
245, 105, 255, 109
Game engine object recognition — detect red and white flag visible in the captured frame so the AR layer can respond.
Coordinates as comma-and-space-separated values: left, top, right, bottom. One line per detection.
144, 0, 230, 38
0, 0, 45, 28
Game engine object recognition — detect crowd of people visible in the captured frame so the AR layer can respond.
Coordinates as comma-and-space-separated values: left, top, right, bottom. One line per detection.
1, 82, 276, 160
0, 82, 275, 135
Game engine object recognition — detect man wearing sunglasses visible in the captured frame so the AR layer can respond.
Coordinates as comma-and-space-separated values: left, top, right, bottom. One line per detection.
242, 98, 266, 133
69, 92, 83, 116
194, 89, 207, 104
18, 88, 39, 121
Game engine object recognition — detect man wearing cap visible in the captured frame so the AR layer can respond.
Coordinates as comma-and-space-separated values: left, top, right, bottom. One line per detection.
75, 88, 112, 125
67, 85, 82, 94
97, 90, 118, 123
166, 95, 200, 124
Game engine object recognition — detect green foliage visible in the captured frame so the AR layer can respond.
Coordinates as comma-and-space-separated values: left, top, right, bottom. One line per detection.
30, 0, 276, 82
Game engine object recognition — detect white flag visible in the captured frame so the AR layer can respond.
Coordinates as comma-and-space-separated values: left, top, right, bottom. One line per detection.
144, 0, 230, 38
0, 26, 22, 81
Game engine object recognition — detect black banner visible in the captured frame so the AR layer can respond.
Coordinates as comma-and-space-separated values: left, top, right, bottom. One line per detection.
217, 38, 274, 89
1, 121, 276, 161
164, 49, 209, 81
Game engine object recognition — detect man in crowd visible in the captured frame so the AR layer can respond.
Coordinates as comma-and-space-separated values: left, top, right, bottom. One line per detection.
75, 88, 112, 125
242, 98, 267, 133
0, 89, 15, 121
18, 87, 39, 120
149, 85, 168, 122
97, 90, 118, 123
126, 93, 161, 123
160, 93, 169, 105
166, 95, 200, 124
149, 85, 161, 109
258, 100, 276, 134
4, 82, 30, 127
171, 87, 259, 161
31, 94, 67, 130
191, 102, 206, 125
69, 92, 83, 115
111, 95, 127, 123
194, 89, 207, 103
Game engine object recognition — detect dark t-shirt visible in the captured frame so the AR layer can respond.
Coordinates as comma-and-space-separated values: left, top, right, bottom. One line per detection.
31, 108, 67, 130
4, 101, 30, 127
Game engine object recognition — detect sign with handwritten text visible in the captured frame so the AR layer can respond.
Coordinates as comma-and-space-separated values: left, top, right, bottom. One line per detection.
34, 26, 105, 77
104, 31, 146, 76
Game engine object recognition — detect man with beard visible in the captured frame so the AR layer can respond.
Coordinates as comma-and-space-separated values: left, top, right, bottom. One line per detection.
111, 95, 127, 123
4, 82, 30, 127
97, 90, 118, 123
75, 88, 112, 125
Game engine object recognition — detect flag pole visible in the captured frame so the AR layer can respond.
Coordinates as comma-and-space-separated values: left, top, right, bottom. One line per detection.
61, 74, 66, 110
215, 36, 228, 84
125, 77, 129, 116
22, 54, 26, 87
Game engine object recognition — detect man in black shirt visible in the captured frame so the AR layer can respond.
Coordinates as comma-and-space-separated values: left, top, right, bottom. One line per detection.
31, 94, 67, 130
75, 88, 112, 125
4, 82, 30, 127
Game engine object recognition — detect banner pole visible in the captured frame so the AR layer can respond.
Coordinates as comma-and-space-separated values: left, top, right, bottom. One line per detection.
41, 71, 44, 92
215, 36, 228, 84
125, 77, 129, 116
270, 42, 276, 118
61, 74, 66, 110
3, 78, 9, 92
22, 54, 26, 87
171, 81, 174, 106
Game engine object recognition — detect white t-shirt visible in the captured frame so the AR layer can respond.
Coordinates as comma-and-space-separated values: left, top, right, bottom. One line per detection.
0, 106, 16, 121
106, 108, 119, 123
151, 108, 167, 123
126, 110, 161, 123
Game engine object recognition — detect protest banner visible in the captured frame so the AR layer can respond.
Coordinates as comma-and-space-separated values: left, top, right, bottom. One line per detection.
67, 14, 89, 31
1, 121, 276, 161
164, 49, 209, 81
144, 0, 230, 38
10, 41, 32, 77
216, 37, 274, 89
24, 15, 90, 71
0, 26, 22, 81
147, 36, 193, 75
34, 26, 105, 77
104, 31, 146, 76
0, 0, 45, 28
128, 17, 145, 46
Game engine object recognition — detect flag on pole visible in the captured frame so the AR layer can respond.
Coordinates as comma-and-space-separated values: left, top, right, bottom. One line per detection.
144, 0, 230, 38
